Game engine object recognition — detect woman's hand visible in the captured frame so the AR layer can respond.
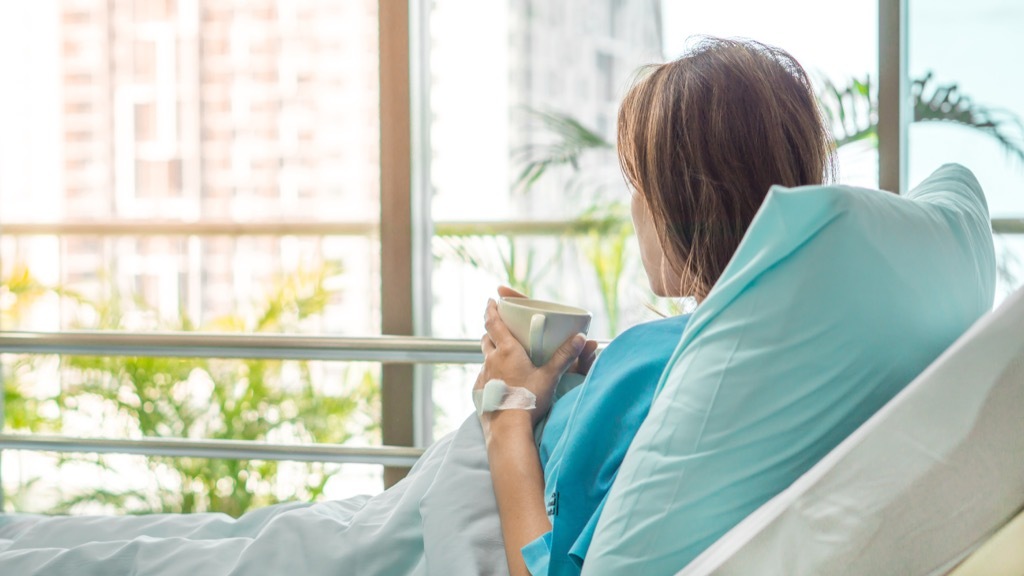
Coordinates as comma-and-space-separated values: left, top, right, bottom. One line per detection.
495, 286, 599, 376
476, 298, 586, 431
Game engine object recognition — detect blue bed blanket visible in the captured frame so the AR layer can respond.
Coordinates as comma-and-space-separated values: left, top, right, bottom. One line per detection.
0, 415, 508, 576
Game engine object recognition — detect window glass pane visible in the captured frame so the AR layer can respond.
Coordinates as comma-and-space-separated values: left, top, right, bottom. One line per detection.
2, 353, 385, 514
909, 0, 1024, 301
0, 0, 381, 336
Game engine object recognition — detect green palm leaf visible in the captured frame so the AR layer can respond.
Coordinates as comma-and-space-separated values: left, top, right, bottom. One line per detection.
513, 108, 612, 192
912, 72, 1024, 164
818, 75, 877, 149
820, 71, 1024, 164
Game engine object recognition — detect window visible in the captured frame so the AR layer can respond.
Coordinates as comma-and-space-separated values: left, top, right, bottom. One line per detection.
909, 0, 1024, 302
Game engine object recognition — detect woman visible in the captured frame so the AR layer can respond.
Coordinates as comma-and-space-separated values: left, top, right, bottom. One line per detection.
476, 37, 835, 576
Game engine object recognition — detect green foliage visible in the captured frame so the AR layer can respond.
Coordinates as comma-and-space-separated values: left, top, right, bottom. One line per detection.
995, 239, 1024, 299
819, 75, 878, 149
2, 264, 64, 434
437, 235, 554, 297
2, 262, 378, 517
2, 373, 58, 432
820, 71, 1024, 161
438, 108, 636, 335
1, 264, 49, 326
513, 109, 613, 193
577, 202, 633, 336
912, 72, 1024, 164
436, 208, 639, 335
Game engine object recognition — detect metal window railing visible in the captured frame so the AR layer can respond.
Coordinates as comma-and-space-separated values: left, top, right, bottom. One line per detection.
0, 332, 483, 364
0, 334, 483, 463
0, 333, 609, 459
992, 219, 1024, 235
0, 436, 425, 468
0, 219, 626, 237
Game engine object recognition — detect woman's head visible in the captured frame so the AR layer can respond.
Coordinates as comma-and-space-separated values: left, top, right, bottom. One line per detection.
619, 37, 835, 300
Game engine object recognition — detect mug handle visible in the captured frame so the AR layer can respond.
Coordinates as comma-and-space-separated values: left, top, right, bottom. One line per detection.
528, 313, 546, 366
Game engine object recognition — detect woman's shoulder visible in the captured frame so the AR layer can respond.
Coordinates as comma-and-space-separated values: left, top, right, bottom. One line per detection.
588, 314, 691, 378
606, 313, 691, 352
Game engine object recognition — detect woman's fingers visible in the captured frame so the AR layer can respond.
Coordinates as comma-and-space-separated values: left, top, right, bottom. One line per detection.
483, 299, 519, 348
496, 286, 526, 299
576, 340, 599, 374
542, 333, 586, 378
480, 333, 496, 355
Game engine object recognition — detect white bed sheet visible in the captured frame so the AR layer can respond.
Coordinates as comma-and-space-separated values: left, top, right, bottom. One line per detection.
0, 415, 507, 576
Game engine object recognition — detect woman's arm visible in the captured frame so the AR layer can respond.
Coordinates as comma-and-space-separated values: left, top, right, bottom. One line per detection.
484, 411, 550, 576
477, 299, 587, 576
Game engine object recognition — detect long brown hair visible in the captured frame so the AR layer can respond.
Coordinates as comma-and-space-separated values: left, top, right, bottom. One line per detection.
618, 37, 836, 301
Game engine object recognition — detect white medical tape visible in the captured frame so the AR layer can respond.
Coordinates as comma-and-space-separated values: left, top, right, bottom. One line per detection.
472, 379, 537, 416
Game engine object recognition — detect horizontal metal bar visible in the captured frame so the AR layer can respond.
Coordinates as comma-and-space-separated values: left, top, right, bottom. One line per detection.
993, 218, 1024, 235
0, 332, 484, 364
0, 220, 593, 237
0, 221, 377, 237
436, 220, 607, 236
0, 434, 425, 466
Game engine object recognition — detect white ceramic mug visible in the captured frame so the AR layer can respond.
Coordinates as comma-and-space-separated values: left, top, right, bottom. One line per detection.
496, 297, 592, 367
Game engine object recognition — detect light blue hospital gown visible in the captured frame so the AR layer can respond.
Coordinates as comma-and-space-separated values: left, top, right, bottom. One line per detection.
523, 314, 691, 576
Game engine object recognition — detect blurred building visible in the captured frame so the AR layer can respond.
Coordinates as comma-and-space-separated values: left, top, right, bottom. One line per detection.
508, 0, 663, 216
509, 0, 662, 145
428, 0, 663, 222
39, 0, 381, 329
